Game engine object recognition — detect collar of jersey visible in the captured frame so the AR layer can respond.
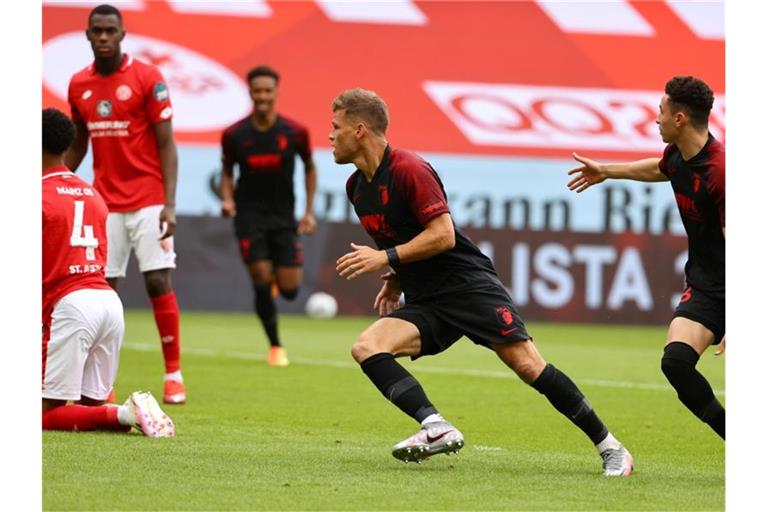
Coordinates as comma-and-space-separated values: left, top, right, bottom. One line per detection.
42, 165, 72, 179
88, 53, 133, 75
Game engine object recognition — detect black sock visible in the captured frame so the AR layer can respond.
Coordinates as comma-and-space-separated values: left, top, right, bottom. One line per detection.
254, 284, 280, 347
662, 342, 725, 439
532, 363, 609, 445
360, 353, 438, 423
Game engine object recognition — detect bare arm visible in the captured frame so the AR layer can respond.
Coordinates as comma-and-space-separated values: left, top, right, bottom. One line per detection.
220, 162, 236, 217
567, 152, 666, 193
64, 119, 89, 171
336, 213, 455, 280
298, 159, 317, 234
153, 120, 178, 238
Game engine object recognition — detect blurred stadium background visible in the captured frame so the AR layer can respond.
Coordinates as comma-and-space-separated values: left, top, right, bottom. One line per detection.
42, 0, 724, 326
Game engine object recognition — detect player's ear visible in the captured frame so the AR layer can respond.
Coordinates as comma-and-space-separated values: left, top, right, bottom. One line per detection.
120, 29, 126, 42
354, 122, 367, 139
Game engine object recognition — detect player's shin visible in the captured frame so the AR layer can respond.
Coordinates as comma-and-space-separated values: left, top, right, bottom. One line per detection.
661, 342, 725, 439
254, 283, 280, 346
360, 353, 438, 423
531, 363, 609, 444
150, 291, 182, 374
42, 405, 130, 432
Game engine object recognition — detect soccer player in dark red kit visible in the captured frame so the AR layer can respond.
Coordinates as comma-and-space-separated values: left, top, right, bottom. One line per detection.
42, 108, 175, 437
65, 4, 185, 404
567, 75, 725, 439
220, 65, 317, 367
330, 89, 633, 476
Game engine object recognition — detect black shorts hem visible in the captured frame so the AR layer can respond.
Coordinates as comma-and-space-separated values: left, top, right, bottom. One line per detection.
672, 311, 724, 344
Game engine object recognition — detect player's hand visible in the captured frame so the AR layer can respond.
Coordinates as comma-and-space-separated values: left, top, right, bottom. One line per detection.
715, 336, 725, 356
221, 199, 236, 217
373, 271, 402, 316
336, 243, 388, 280
159, 205, 176, 239
567, 152, 607, 193
298, 212, 317, 235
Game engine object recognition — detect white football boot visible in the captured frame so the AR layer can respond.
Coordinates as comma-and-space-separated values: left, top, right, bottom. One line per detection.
391, 421, 464, 462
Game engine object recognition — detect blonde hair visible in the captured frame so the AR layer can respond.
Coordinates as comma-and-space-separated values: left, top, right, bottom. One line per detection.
332, 88, 389, 134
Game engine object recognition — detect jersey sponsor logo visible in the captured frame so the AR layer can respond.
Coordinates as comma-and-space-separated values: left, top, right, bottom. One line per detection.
424, 81, 725, 153
495, 306, 514, 325
359, 213, 397, 240
378, 185, 389, 206
81, 89, 92, 100
246, 153, 282, 172
86, 120, 130, 137
43, 32, 251, 132
97, 99, 112, 117
154, 81, 169, 102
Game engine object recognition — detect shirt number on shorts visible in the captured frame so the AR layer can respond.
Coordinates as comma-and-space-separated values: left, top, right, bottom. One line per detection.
70, 200, 99, 260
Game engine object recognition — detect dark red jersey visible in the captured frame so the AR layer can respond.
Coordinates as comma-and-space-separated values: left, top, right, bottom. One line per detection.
68, 53, 173, 212
221, 114, 312, 226
346, 146, 498, 301
42, 166, 112, 323
659, 134, 725, 296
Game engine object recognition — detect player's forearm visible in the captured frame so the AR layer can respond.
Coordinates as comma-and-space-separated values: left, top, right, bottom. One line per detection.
602, 158, 665, 182
304, 164, 317, 214
158, 142, 178, 206
220, 170, 235, 201
390, 214, 455, 264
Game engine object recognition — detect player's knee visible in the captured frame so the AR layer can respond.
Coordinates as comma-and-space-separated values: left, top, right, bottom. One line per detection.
514, 359, 544, 384
144, 270, 172, 297
661, 341, 699, 384
279, 287, 299, 301
351, 333, 379, 363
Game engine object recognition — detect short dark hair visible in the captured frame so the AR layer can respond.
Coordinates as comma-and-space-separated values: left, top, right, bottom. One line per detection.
89, 4, 123, 24
43, 108, 75, 155
664, 76, 714, 129
246, 65, 279, 85
332, 88, 389, 134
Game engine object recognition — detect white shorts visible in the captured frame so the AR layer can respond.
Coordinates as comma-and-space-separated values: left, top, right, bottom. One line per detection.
106, 204, 177, 278
42, 289, 125, 401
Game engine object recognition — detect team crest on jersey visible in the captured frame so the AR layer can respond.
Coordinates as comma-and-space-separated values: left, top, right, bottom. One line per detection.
82, 89, 92, 100
116, 85, 132, 101
277, 133, 288, 151
495, 306, 514, 325
97, 100, 112, 117
153, 82, 169, 102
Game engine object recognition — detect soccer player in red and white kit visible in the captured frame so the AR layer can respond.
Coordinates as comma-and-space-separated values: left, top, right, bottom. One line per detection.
43, 108, 175, 437
65, 4, 185, 404
567, 76, 725, 439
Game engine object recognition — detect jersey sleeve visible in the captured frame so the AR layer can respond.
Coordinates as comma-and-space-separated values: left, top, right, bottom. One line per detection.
142, 65, 173, 124
221, 127, 236, 169
657, 144, 674, 177
393, 159, 450, 226
295, 125, 312, 165
707, 161, 725, 229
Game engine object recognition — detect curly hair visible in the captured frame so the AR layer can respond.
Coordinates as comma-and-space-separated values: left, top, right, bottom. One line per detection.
89, 4, 123, 24
42, 108, 75, 155
246, 65, 280, 85
664, 76, 714, 129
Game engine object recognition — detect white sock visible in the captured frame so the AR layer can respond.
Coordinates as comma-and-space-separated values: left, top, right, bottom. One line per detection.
116, 404, 133, 426
164, 370, 183, 382
421, 413, 446, 426
596, 432, 621, 452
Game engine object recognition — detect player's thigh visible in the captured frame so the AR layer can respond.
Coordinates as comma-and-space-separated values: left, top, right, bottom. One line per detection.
666, 317, 715, 355
353, 317, 422, 360
268, 228, 304, 268
668, 286, 724, 354
81, 290, 125, 401
42, 291, 97, 401
105, 212, 131, 279
129, 205, 176, 273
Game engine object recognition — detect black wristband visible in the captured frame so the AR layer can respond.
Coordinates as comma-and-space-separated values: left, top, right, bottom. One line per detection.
386, 247, 400, 266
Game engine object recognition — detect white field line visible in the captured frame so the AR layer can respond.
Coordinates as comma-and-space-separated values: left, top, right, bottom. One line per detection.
122, 342, 725, 397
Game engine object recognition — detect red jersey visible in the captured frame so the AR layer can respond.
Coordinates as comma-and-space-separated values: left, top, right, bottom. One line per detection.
42, 166, 112, 323
68, 53, 173, 212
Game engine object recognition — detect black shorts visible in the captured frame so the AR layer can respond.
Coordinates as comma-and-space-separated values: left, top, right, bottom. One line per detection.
389, 281, 530, 359
673, 285, 725, 343
236, 228, 303, 267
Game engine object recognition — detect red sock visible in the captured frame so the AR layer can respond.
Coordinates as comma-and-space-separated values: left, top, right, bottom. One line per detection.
42, 405, 130, 432
151, 291, 181, 373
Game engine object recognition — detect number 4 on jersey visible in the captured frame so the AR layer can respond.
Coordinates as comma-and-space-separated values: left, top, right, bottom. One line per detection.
70, 200, 98, 260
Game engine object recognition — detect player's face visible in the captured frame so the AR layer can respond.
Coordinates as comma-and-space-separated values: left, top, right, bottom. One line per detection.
657, 94, 680, 144
86, 14, 124, 59
249, 76, 278, 117
329, 110, 359, 164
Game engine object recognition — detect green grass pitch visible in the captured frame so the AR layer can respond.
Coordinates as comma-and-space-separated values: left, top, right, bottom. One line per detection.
43, 310, 724, 510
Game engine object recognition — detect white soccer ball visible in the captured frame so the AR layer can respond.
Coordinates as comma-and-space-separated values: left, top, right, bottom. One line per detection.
305, 291, 338, 319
